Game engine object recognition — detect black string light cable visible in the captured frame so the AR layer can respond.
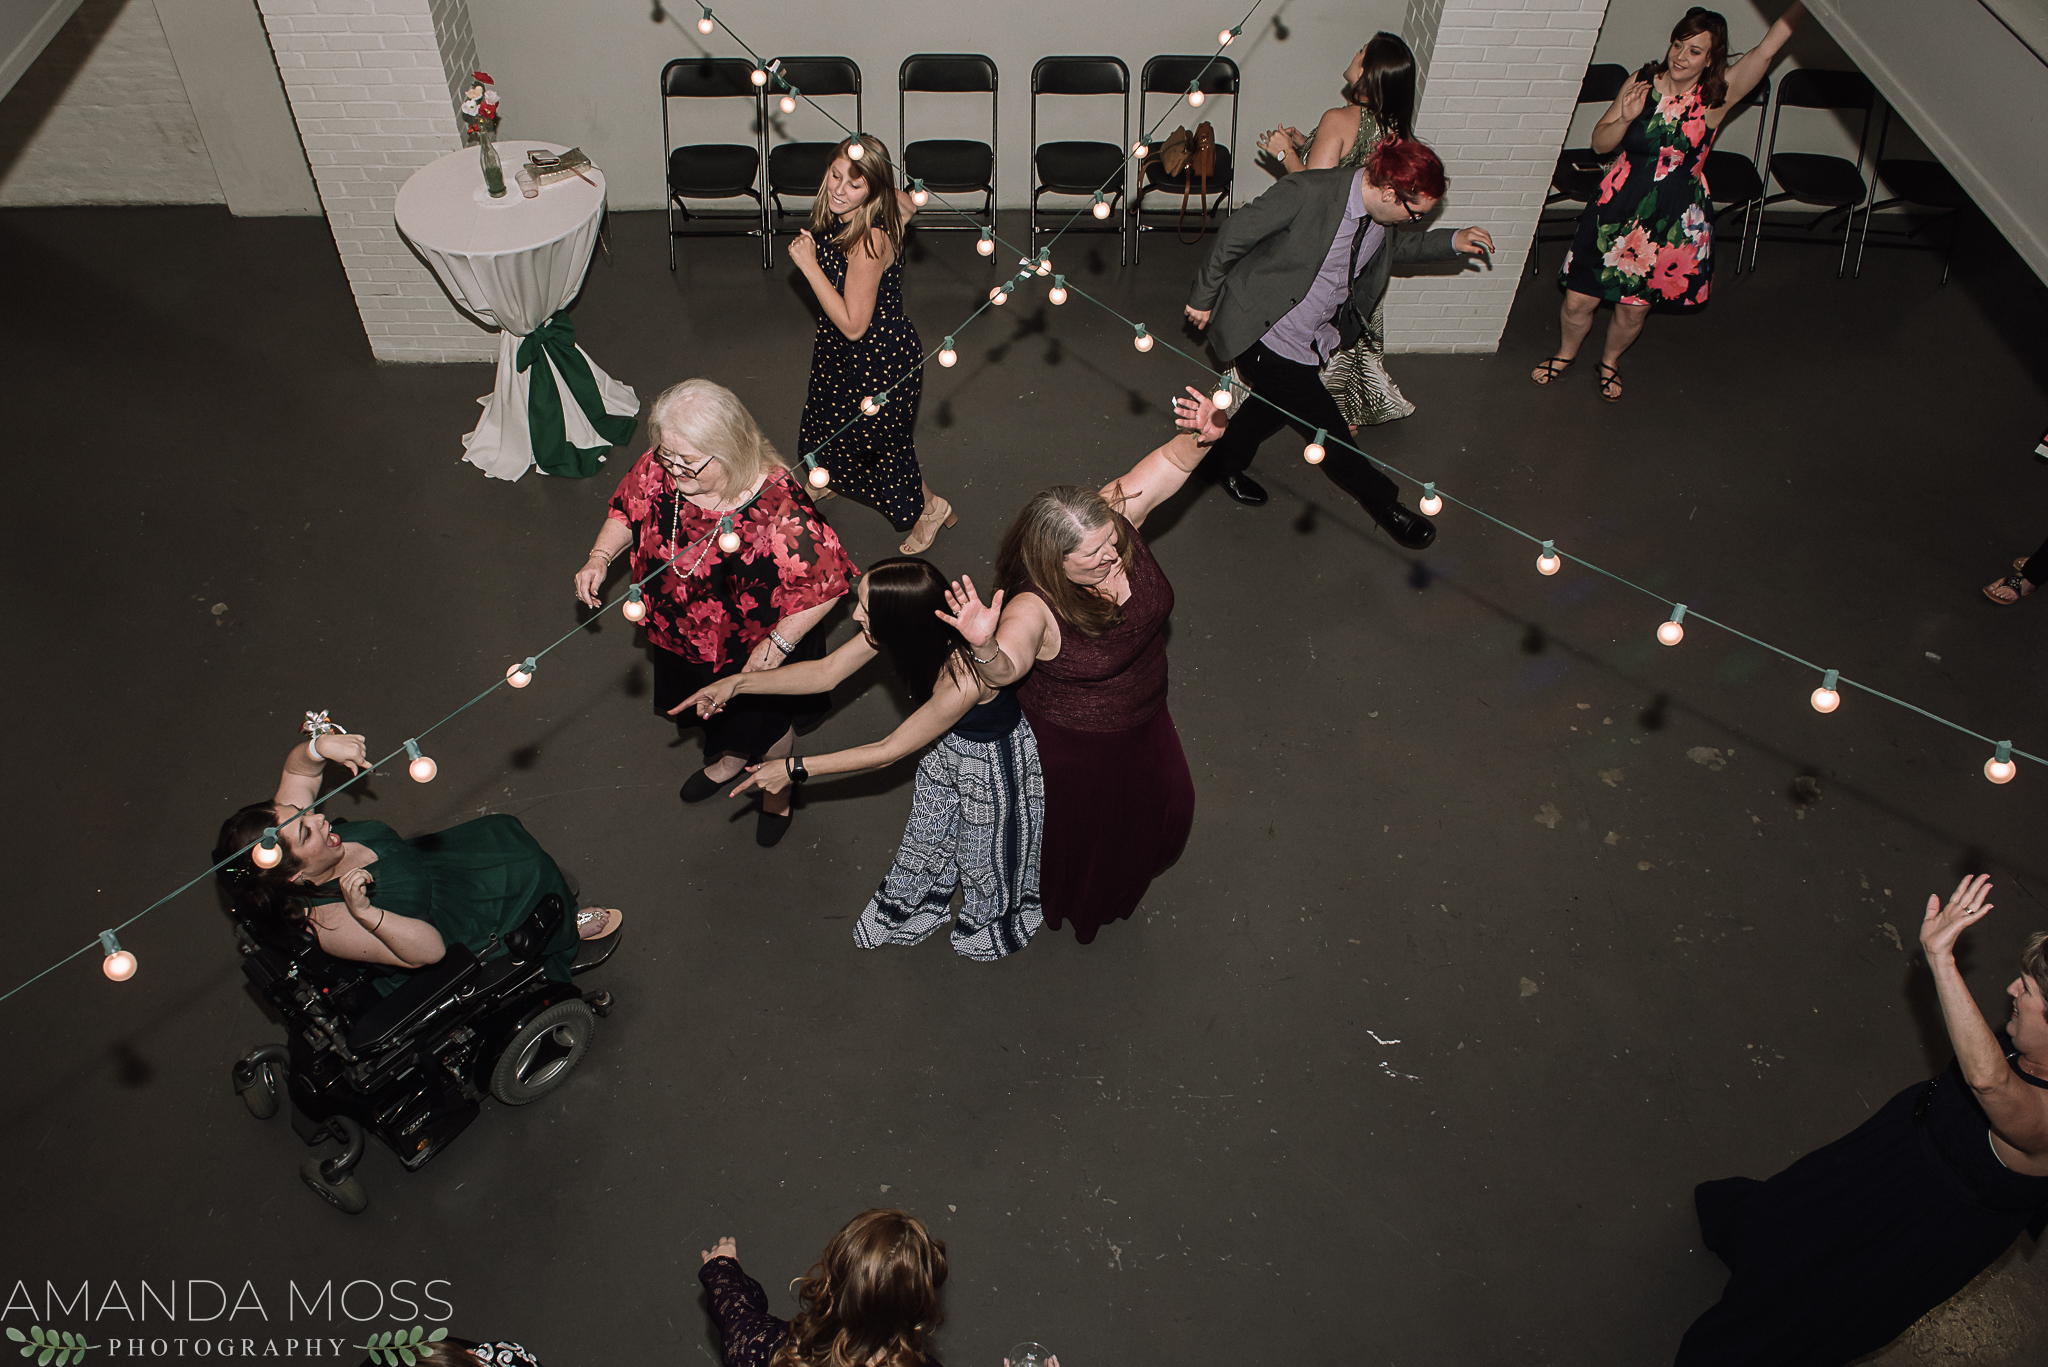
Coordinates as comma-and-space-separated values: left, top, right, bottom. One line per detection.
7, 6, 2035, 1002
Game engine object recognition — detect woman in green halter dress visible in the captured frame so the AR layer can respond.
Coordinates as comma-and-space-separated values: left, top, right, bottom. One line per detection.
1258, 31, 1418, 429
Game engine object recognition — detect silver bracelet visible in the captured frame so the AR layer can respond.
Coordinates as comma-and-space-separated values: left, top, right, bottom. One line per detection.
587, 547, 614, 564
970, 643, 1001, 666
307, 736, 325, 763
769, 629, 797, 655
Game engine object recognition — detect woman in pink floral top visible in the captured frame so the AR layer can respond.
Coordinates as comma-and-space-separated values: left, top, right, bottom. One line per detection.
1533, 4, 1804, 402
573, 379, 856, 846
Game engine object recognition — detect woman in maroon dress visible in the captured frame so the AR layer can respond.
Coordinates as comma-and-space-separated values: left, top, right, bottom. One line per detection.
940, 388, 1223, 942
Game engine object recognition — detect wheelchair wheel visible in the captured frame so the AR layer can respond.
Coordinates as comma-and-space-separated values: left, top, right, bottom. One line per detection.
240, 1061, 281, 1120
489, 999, 594, 1105
298, 1156, 368, 1214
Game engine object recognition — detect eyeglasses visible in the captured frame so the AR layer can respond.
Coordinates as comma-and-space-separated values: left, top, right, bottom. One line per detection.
1398, 199, 1430, 224
654, 446, 714, 479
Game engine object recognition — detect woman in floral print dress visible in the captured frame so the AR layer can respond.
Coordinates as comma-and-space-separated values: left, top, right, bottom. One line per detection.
1535, 4, 1806, 402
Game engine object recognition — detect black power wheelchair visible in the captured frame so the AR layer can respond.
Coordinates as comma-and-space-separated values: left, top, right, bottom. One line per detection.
228, 894, 618, 1213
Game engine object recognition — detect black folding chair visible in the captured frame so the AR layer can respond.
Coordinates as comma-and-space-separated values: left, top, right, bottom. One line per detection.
1528, 62, 1627, 276
659, 57, 766, 270
1132, 55, 1238, 261
898, 54, 997, 232
1854, 104, 1972, 284
1758, 68, 1876, 277
764, 56, 862, 241
1030, 56, 1130, 264
1703, 77, 1769, 275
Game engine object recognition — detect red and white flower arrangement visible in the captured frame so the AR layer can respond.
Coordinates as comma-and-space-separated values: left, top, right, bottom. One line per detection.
459, 71, 502, 137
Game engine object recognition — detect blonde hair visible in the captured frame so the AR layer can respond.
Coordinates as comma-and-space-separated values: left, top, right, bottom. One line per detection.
648, 378, 786, 487
994, 486, 1134, 639
806, 135, 906, 258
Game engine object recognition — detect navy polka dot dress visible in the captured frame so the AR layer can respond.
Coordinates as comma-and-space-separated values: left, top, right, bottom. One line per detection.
798, 222, 926, 532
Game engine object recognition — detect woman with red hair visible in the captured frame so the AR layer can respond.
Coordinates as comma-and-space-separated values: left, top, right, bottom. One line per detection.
1535, 4, 1806, 401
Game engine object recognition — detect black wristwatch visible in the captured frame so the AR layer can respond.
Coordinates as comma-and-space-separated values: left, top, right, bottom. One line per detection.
787, 755, 809, 784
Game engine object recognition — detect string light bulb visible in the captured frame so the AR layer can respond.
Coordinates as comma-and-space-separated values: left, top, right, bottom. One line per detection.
99, 931, 136, 983
506, 656, 537, 688
988, 283, 1009, 305
1985, 740, 2017, 785
807, 461, 831, 489
717, 518, 742, 554
976, 227, 994, 256
1047, 275, 1068, 305
1418, 481, 1442, 516
405, 739, 436, 783
1810, 668, 1840, 714
1536, 540, 1560, 576
1220, 25, 1242, 45
1303, 429, 1327, 465
1132, 324, 1153, 352
751, 67, 767, 87
1657, 604, 1687, 647
1211, 384, 1234, 411
696, 6, 714, 34
1033, 251, 1052, 277
846, 140, 865, 160
780, 92, 797, 114
252, 827, 282, 869
1188, 82, 1206, 108
622, 585, 647, 623
909, 179, 928, 207
1132, 140, 1149, 159
938, 336, 957, 367
1091, 192, 1111, 220
862, 390, 890, 414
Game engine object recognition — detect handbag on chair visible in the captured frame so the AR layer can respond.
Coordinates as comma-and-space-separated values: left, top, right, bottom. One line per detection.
1149, 121, 1217, 244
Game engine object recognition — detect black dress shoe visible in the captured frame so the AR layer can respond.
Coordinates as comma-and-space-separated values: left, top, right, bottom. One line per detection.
1220, 473, 1269, 506
756, 808, 793, 847
678, 768, 723, 803
1373, 501, 1437, 550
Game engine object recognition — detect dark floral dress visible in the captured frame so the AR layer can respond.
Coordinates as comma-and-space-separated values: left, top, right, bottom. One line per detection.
798, 221, 926, 531
1562, 83, 1715, 308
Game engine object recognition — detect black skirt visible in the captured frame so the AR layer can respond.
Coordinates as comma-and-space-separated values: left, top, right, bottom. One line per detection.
650, 635, 830, 759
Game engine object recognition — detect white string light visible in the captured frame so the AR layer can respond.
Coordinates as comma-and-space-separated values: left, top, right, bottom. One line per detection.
909, 179, 928, 207
1033, 250, 1052, 277
1219, 24, 1242, 45
847, 139, 865, 160
717, 516, 743, 554
1536, 540, 1560, 576
1132, 139, 1150, 159
976, 227, 995, 256
1211, 384, 1234, 411
405, 739, 437, 783
938, 336, 958, 367
1188, 82, 1206, 108
1047, 275, 1068, 306
780, 90, 797, 114
99, 931, 136, 982
861, 391, 889, 414
750, 67, 767, 86
1985, 741, 2017, 785
251, 827, 282, 869
806, 459, 831, 489
696, 5, 714, 34
1303, 428, 1326, 465
1811, 668, 1840, 714
1418, 481, 1442, 516
622, 585, 648, 622
1657, 604, 1687, 647
506, 656, 538, 688
988, 283, 1009, 306
1091, 192, 1112, 220
1132, 323, 1153, 352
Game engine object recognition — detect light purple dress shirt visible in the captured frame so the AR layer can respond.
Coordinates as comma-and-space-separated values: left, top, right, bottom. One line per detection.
1259, 168, 1385, 367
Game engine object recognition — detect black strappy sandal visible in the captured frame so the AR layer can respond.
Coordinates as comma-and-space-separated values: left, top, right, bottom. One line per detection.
1531, 356, 1574, 386
1596, 362, 1623, 402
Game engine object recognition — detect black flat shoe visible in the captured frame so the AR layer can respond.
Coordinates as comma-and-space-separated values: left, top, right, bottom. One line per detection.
1220, 473, 1268, 506
756, 809, 792, 847
1373, 501, 1437, 550
679, 768, 724, 804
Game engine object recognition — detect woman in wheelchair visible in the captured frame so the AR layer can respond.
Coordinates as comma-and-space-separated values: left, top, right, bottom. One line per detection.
214, 732, 622, 991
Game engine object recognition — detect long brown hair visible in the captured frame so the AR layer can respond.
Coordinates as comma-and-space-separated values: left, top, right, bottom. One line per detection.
994, 486, 1133, 639
861, 558, 972, 706
806, 135, 906, 258
771, 1209, 946, 1367
1342, 32, 1416, 141
214, 801, 311, 931
1649, 7, 1730, 109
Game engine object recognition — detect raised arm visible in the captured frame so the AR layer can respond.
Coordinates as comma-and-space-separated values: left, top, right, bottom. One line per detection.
272, 733, 370, 815
1722, 3, 1805, 114
1591, 74, 1651, 156
939, 577, 1057, 689
672, 633, 877, 719
734, 666, 982, 796
1920, 875, 2048, 1165
1104, 386, 1226, 527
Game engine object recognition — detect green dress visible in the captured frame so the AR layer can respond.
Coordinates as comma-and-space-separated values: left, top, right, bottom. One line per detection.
302, 816, 579, 994
1319, 111, 1415, 427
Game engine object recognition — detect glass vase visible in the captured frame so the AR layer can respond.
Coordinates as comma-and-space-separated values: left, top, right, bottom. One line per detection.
478, 128, 506, 198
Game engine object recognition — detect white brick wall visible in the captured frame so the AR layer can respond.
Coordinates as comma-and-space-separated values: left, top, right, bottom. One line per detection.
1390, 0, 1609, 353
257, 0, 491, 363
0, 0, 223, 208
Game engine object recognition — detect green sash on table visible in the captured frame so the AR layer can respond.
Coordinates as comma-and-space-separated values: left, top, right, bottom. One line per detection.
515, 312, 638, 478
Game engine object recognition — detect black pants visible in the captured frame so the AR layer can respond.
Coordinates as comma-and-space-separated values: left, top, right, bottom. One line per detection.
2024, 531, 2048, 587
1199, 342, 1401, 513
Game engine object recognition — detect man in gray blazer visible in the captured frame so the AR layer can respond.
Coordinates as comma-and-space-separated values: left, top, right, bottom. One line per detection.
1185, 138, 1491, 548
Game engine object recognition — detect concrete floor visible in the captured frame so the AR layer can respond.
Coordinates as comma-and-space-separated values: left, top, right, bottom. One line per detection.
2, 200, 2046, 1365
